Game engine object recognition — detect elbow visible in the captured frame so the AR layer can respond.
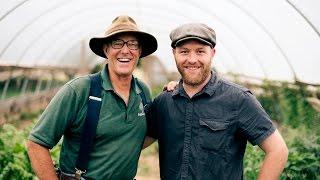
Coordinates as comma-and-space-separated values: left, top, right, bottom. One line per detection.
275, 142, 289, 165
279, 144, 289, 170
269, 141, 289, 164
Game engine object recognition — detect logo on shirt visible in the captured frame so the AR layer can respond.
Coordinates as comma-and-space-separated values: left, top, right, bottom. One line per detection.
138, 102, 145, 117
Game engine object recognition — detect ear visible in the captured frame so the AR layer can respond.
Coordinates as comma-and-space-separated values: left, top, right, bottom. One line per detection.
103, 44, 109, 58
210, 48, 216, 58
172, 48, 177, 59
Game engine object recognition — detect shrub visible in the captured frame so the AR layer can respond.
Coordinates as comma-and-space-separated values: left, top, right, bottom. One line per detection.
0, 124, 34, 179
0, 122, 61, 179
244, 133, 320, 179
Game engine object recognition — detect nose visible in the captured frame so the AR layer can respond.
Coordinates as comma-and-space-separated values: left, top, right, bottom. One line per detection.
187, 52, 197, 64
120, 43, 130, 53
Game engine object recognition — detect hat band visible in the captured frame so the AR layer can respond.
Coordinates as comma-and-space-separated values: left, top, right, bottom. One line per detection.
106, 25, 139, 35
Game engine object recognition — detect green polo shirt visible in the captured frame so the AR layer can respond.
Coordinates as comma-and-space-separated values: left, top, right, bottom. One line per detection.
28, 65, 151, 180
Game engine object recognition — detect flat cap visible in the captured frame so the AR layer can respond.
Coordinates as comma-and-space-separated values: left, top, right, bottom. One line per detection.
170, 23, 216, 48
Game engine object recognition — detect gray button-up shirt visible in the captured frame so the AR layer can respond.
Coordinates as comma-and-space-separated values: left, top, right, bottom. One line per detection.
147, 72, 275, 180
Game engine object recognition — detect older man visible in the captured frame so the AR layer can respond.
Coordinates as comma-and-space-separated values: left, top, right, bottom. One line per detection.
146, 23, 288, 180
27, 15, 157, 180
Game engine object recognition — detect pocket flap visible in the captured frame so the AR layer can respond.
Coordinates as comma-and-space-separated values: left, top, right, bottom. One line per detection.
199, 119, 229, 131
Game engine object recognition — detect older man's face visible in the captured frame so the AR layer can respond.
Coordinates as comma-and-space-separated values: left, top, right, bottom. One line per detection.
173, 40, 215, 86
104, 34, 141, 78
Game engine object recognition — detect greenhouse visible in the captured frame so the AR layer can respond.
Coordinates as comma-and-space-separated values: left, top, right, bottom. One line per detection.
0, 0, 319, 179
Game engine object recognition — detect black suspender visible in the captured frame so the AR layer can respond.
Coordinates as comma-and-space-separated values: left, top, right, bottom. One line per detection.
135, 78, 149, 106
75, 72, 102, 178
74, 73, 149, 179
136, 78, 152, 114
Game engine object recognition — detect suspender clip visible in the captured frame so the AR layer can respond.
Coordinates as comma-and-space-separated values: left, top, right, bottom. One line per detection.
75, 168, 86, 180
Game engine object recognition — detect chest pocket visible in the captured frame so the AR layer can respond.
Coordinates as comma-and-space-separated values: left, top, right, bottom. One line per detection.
199, 118, 229, 152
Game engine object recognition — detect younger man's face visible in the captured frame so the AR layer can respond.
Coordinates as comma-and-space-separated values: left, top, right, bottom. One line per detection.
173, 40, 215, 86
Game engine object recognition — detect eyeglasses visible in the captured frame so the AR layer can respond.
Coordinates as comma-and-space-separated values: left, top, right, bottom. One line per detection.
111, 39, 139, 50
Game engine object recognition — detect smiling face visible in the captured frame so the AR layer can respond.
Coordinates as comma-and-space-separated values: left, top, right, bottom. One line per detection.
103, 34, 141, 78
173, 40, 215, 86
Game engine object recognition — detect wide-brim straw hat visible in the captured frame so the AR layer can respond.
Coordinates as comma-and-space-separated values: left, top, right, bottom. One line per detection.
89, 15, 158, 58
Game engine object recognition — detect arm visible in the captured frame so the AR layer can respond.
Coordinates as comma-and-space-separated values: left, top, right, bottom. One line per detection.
258, 129, 288, 180
26, 140, 58, 180
142, 136, 156, 149
144, 97, 158, 149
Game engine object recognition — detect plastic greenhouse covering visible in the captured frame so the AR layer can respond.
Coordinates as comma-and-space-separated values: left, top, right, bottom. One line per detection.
0, 0, 319, 85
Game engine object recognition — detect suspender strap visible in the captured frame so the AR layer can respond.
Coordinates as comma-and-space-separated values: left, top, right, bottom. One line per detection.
74, 75, 148, 178
135, 78, 150, 106
75, 72, 102, 176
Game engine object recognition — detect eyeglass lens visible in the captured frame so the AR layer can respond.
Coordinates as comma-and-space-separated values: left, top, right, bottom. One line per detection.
111, 39, 139, 50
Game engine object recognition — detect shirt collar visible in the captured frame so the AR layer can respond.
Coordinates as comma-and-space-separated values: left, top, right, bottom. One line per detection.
101, 64, 113, 91
101, 64, 141, 95
172, 80, 184, 97
172, 71, 219, 98
202, 71, 219, 96
132, 77, 142, 95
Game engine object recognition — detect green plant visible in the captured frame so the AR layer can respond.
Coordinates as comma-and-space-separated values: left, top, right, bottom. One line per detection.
243, 128, 320, 180
283, 136, 320, 179
244, 144, 264, 179
151, 85, 165, 99
0, 124, 34, 179
0, 122, 61, 179
257, 81, 320, 132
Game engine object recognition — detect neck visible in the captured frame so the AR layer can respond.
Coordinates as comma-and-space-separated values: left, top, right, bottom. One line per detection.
183, 73, 212, 98
109, 70, 132, 91
108, 68, 132, 106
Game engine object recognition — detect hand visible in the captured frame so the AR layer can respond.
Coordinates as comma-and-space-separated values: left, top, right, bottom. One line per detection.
163, 81, 179, 91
